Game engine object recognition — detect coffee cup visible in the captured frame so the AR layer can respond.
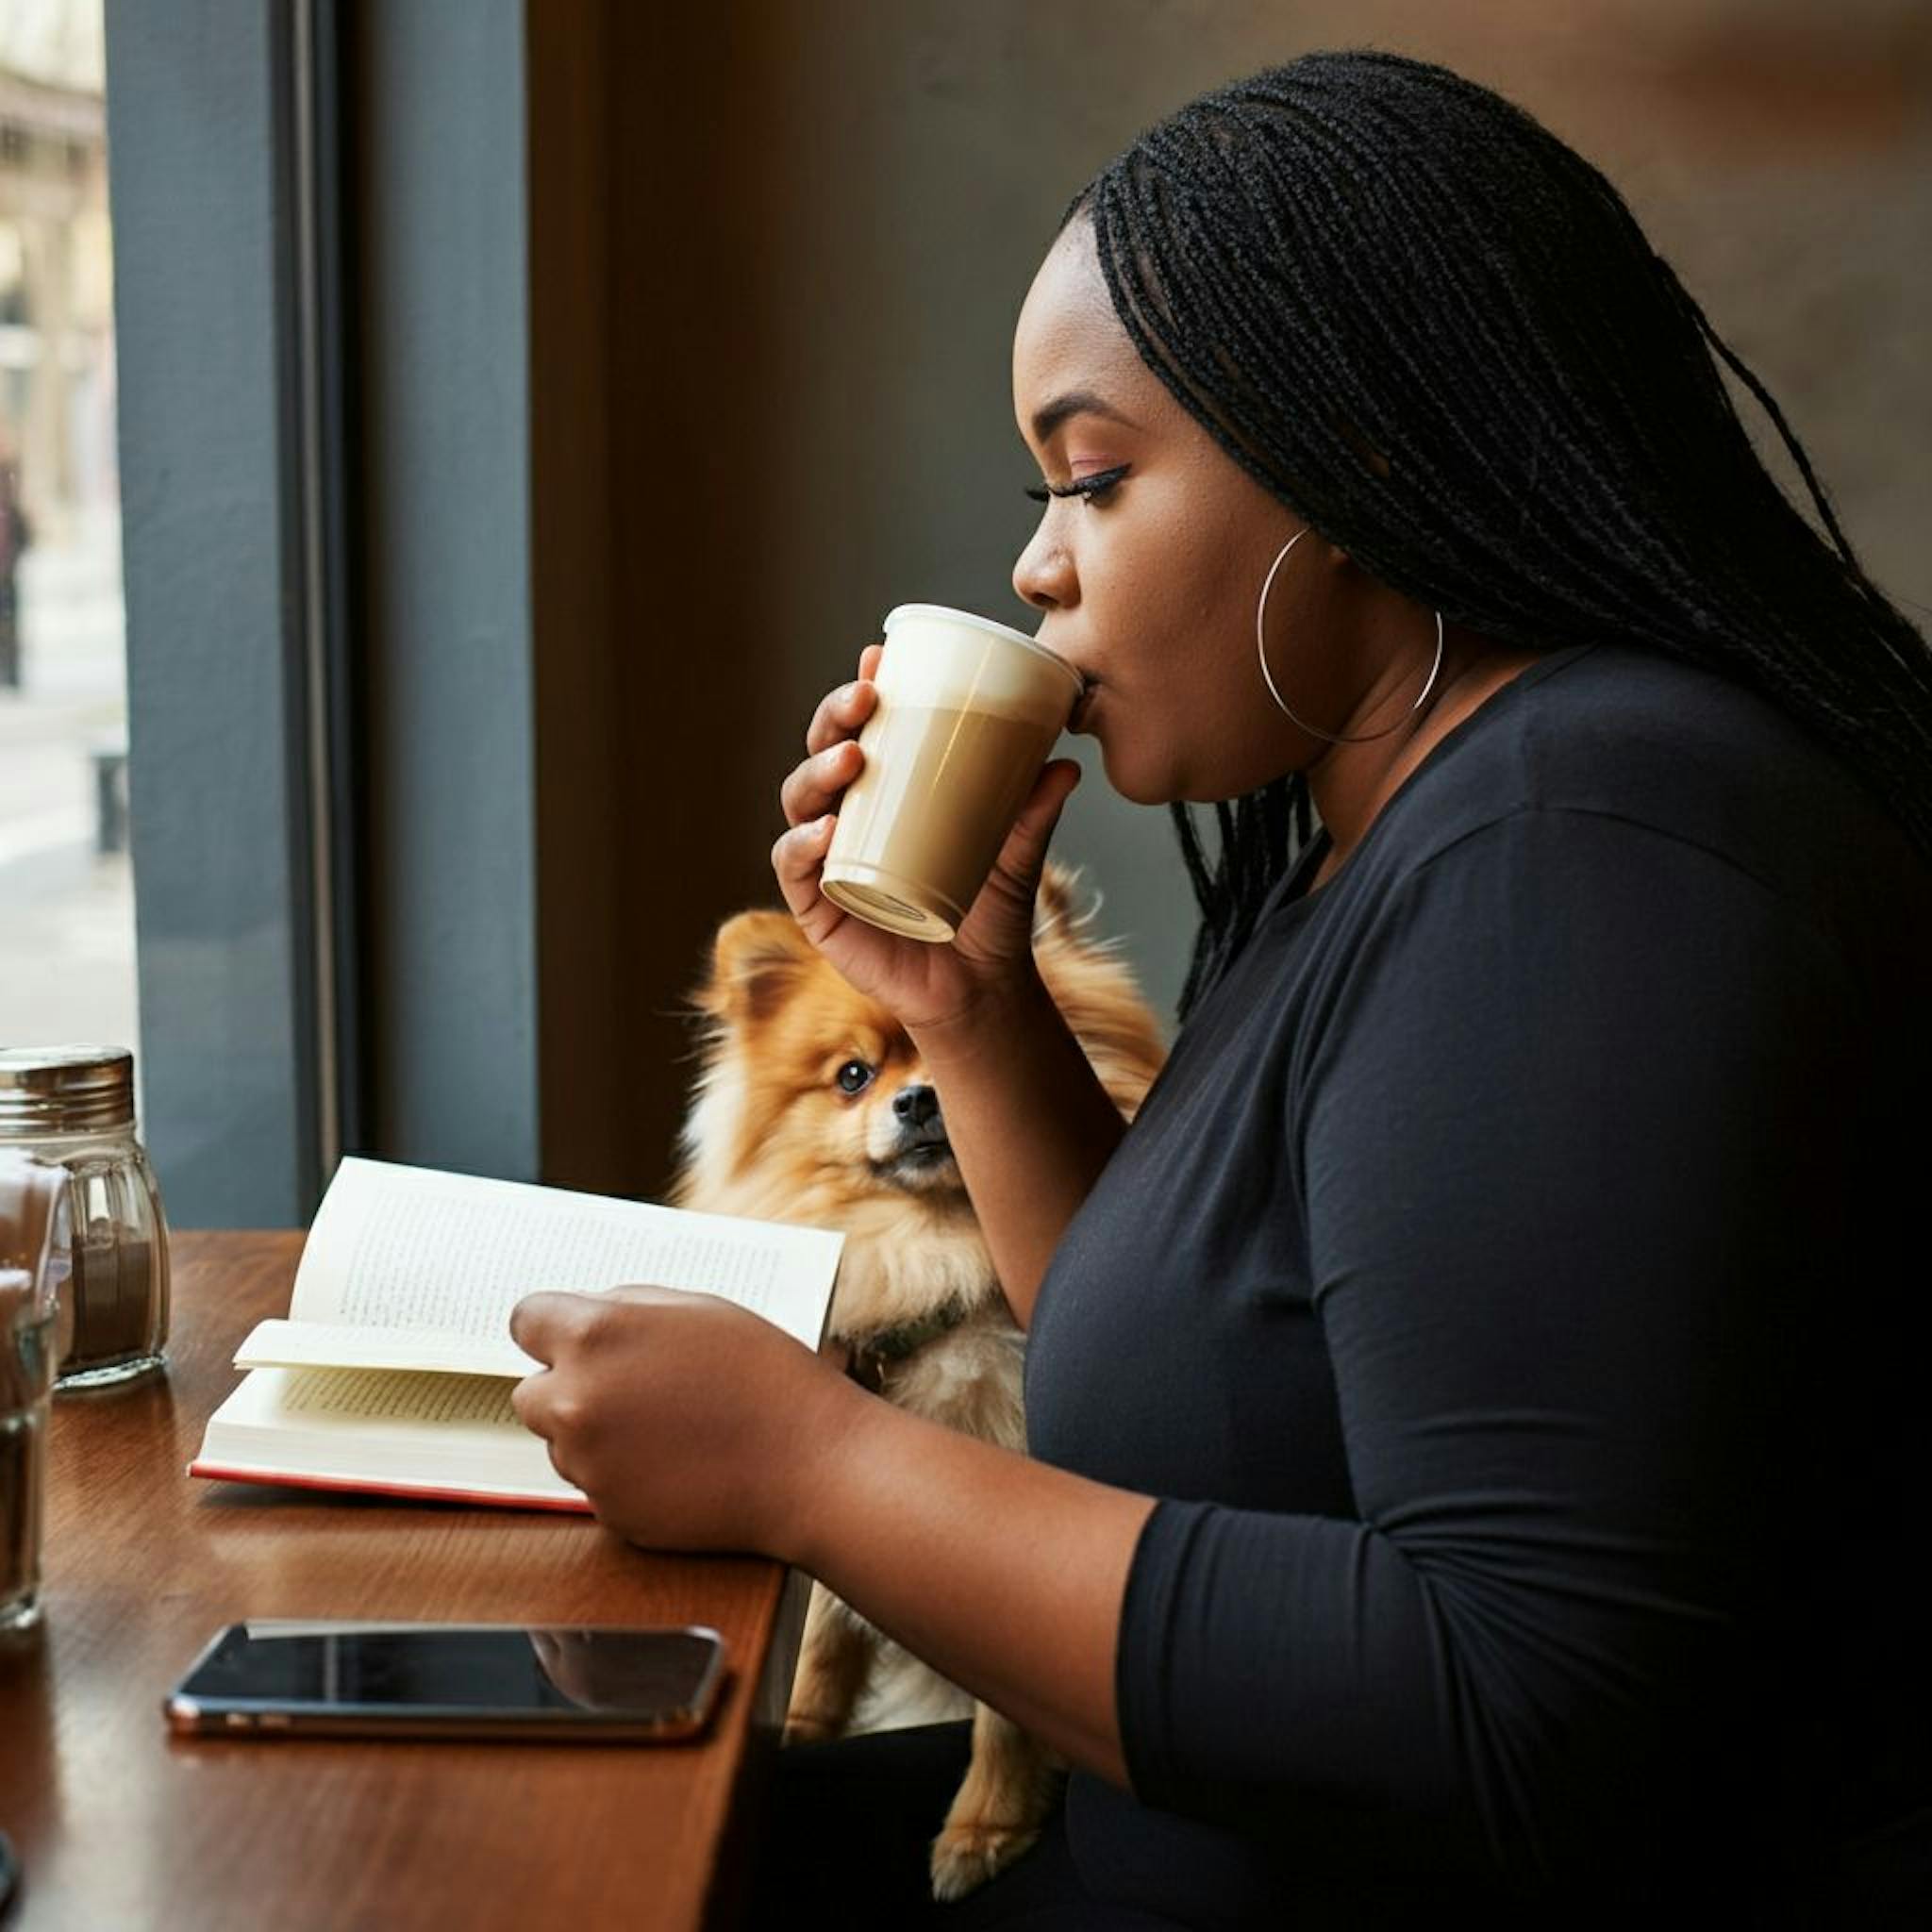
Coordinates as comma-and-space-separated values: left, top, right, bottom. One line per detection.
820, 605, 1085, 941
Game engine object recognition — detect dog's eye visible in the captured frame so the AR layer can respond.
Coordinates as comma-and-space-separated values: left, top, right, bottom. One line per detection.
835, 1059, 874, 1095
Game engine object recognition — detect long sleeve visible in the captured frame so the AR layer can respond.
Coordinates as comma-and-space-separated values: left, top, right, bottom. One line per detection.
1112, 806, 1862, 1895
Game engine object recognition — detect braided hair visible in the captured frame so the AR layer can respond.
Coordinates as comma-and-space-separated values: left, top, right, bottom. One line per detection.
1064, 51, 1932, 1019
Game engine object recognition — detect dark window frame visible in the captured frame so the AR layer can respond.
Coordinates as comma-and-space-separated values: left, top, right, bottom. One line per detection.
105, 0, 359, 1224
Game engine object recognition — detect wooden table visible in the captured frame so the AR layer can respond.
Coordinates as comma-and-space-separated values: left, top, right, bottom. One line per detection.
0, 1232, 808, 1930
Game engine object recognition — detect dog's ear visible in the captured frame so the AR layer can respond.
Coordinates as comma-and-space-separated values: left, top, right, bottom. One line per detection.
700, 911, 816, 1026
1031, 860, 1087, 946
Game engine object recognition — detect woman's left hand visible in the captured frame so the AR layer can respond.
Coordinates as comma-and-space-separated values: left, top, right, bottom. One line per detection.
508, 1287, 861, 1557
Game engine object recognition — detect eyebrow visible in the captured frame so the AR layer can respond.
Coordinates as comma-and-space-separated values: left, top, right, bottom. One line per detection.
1029, 389, 1139, 445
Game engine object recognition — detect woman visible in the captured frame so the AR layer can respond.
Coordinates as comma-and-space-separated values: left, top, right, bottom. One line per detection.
510, 53, 1932, 1925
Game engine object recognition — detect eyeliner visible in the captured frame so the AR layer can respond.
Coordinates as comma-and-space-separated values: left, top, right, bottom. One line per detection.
1025, 464, 1131, 503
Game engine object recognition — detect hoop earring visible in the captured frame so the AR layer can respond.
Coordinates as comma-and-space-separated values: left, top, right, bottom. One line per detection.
1257, 529, 1445, 745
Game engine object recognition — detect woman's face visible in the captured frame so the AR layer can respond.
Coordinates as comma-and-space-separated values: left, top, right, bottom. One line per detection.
1010, 219, 1379, 806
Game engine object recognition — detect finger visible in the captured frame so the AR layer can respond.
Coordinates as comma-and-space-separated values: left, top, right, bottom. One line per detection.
541, 1440, 584, 1493
603, 1283, 706, 1309
508, 1368, 549, 1431
771, 813, 841, 924
508, 1290, 600, 1363
995, 758, 1082, 890
804, 673, 879, 758
778, 737, 866, 828
510, 1374, 587, 1491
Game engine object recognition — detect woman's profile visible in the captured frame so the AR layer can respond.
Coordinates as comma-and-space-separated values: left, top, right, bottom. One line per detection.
511, 51, 1932, 1926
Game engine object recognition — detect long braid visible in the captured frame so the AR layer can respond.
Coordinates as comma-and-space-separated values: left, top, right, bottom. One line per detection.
1065, 53, 1932, 1018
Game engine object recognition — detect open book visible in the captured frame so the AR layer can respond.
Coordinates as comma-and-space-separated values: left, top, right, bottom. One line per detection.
190, 1158, 844, 1511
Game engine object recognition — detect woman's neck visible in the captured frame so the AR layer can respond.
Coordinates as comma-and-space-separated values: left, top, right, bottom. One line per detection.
1305, 631, 1545, 878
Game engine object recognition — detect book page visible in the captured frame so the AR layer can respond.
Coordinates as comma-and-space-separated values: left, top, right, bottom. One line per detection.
236, 1318, 533, 1379
275, 1365, 520, 1425
290, 1158, 841, 1353
196, 1365, 579, 1505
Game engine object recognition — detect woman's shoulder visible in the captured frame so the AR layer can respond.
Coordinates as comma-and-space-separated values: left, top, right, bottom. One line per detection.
1411, 642, 1909, 873
1361, 640, 1929, 970
1519, 641, 1848, 790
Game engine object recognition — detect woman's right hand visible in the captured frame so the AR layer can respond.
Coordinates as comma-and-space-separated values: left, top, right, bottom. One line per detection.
773, 642, 1082, 1039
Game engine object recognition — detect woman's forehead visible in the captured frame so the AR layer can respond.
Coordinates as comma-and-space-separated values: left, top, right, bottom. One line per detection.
1013, 226, 1151, 430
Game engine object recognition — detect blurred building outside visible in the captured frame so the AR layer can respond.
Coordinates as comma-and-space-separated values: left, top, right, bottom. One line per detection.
0, 0, 135, 1057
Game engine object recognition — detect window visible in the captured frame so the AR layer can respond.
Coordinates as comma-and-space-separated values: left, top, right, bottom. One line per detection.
0, 1, 136, 1058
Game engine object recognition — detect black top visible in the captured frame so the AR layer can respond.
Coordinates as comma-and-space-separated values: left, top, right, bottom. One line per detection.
1025, 642, 1932, 1925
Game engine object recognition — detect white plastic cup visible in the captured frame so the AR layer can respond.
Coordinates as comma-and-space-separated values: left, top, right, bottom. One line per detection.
820, 605, 1084, 942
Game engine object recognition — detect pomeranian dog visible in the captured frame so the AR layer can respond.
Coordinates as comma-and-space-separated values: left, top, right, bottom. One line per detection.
670, 861, 1168, 1900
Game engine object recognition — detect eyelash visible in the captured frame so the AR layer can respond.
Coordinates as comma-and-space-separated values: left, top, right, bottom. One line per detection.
1025, 464, 1130, 507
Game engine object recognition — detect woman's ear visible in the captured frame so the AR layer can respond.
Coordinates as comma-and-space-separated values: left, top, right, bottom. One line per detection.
699, 911, 817, 1026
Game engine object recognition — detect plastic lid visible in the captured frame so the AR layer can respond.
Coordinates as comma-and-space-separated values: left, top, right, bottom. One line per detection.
880, 605, 1085, 694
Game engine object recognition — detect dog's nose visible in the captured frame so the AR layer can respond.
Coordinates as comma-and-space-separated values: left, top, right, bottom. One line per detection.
891, 1084, 941, 1130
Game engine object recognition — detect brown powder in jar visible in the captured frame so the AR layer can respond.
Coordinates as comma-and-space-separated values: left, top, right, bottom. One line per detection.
62, 1225, 160, 1373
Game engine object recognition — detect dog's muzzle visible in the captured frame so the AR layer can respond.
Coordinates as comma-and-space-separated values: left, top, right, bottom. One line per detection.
874, 1083, 956, 1181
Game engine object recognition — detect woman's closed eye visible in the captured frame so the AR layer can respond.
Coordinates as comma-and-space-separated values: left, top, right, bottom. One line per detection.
1024, 463, 1130, 507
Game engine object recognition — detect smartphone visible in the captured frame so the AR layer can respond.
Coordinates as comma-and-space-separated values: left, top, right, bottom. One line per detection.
163, 1621, 727, 1742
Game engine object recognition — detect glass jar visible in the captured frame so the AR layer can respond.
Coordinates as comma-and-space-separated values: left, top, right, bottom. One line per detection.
2, 1152, 71, 1630
0, 1047, 170, 1389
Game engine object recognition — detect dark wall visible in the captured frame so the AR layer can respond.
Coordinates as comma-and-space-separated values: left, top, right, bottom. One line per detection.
541, 0, 1932, 1198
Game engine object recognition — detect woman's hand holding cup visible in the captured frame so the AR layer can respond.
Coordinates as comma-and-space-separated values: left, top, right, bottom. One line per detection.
774, 639, 1082, 1039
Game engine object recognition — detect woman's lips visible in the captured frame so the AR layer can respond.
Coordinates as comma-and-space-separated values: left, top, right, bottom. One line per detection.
1070, 679, 1100, 731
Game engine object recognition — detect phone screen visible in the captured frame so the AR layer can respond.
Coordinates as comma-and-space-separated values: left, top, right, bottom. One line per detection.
171, 1623, 724, 1733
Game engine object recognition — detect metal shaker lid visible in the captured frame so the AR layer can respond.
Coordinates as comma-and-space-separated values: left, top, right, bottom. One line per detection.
0, 1046, 137, 1134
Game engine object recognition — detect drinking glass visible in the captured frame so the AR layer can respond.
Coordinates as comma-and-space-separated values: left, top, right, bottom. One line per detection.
2, 1152, 71, 1633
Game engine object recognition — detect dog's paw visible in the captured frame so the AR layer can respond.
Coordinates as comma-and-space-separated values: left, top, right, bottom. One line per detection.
780, 1709, 843, 1747
928, 1820, 1041, 1902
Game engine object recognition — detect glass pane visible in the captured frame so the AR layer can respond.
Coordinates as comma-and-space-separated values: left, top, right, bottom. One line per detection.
0, 2, 135, 1058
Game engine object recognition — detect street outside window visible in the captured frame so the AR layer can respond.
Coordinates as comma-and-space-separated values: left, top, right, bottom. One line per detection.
0, 0, 133, 1058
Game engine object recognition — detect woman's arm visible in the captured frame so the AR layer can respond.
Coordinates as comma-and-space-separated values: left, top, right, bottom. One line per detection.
1102, 809, 1862, 1888
517, 802, 1874, 1897
794, 1384, 1157, 1780
772, 656, 1131, 1332
910, 973, 1129, 1331
508, 1284, 1156, 1781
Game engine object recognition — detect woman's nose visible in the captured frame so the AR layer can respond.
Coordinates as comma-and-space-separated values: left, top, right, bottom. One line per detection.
1012, 523, 1076, 613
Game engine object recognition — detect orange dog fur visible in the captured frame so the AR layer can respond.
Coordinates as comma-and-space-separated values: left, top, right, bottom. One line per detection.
670, 863, 1168, 1900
